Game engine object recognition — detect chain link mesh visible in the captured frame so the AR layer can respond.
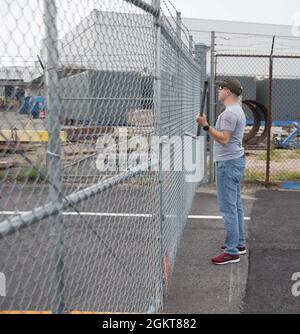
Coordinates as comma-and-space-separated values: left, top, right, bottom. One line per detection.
0, 0, 203, 313
214, 32, 300, 184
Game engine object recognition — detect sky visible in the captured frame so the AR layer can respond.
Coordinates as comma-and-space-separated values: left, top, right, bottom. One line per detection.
170, 0, 299, 25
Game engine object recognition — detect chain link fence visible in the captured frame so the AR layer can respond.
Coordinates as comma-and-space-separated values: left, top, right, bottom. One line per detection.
214, 32, 300, 185
0, 0, 204, 314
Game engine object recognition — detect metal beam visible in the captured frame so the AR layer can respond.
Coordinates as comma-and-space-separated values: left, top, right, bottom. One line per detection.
124, 0, 159, 17
0, 166, 148, 238
0, 130, 157, 239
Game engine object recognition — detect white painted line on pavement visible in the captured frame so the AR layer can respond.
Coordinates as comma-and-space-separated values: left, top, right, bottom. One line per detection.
0, 211, 151, 218
0, 212, 251, 220
188, 215, 251, 221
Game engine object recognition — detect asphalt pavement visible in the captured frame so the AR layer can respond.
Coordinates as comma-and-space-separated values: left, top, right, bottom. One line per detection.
242, 190, 300, 314
163, 187, 300, 314
1, 183, 300, 314
163, 187, 255, 314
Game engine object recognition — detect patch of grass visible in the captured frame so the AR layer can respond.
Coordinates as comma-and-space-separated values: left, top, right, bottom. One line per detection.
256, 153, 266, 161
0, 170, 7, 179
288, 148, 300, 159
245, 170, 300, 183
271, 171, 300, 182
16, 167, 47, 182
245, 171, 265, 182
257, 150, 286, 162
257, 148, 300, 161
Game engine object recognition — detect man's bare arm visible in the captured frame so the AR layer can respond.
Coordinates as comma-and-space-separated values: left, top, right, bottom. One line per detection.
207, 127, 231, 146
196, 115, 232, 146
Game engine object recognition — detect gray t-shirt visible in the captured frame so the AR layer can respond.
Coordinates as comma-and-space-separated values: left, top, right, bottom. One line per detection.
214, 103, 246, 162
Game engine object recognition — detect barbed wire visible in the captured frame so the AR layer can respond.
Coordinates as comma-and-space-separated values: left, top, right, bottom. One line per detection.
161, 0, 191, 47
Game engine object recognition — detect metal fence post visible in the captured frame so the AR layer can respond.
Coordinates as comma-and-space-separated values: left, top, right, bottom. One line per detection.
266, 36, 275, 186
195, 43, 210, 183
189, 35, 193, 56
0, 0, 204, 314
44, 0, 65, 314
176, 11, 185, 231
176, 11, 182, 141
176, 11, 182, 137
152, 0, 164, 313
209, 31, 216, 184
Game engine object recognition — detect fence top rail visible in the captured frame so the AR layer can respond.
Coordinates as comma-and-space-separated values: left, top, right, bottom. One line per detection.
214, 30, 300, 41
0, 162, 155, 239
124, 0, 160, 17
216, 54, 300, 59
216, 54, 271, 58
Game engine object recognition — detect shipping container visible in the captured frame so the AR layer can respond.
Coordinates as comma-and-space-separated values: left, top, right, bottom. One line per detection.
256, 78, 300, 126
59, 70, 153, 126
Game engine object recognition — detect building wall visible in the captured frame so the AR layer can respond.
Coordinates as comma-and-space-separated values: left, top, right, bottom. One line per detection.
26, 86, 44, 97
60, 70, 153, 126
182, 17, 292, 41
0, 87, 5, 98
256, 79, 300, 124
51, 10, 155, 73
38, 11, 299, 127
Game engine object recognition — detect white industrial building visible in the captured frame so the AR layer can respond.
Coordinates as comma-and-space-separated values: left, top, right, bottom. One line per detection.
42, 10, 156, 73
47, 10, 300, 76
183, 17, 293, 41
1, 10, 299, 96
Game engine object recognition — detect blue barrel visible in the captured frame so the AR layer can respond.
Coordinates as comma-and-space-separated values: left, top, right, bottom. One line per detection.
19, 96, 45, 118
19, 97, 31, 114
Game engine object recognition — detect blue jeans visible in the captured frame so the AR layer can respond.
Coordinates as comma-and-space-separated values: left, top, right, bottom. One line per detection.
216, 157, 246, 256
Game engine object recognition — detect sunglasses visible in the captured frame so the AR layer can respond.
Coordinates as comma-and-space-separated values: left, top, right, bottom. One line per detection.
218, 86, 231, 92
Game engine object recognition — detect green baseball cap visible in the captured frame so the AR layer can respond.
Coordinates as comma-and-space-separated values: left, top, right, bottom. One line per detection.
218, 78, 243, 96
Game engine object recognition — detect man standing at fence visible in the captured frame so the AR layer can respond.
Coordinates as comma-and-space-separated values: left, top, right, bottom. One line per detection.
197, 79, 247, 265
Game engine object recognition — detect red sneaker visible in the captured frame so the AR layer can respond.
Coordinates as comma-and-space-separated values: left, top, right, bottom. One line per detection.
212, 252, 240, 265
221, 245, 247, 256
